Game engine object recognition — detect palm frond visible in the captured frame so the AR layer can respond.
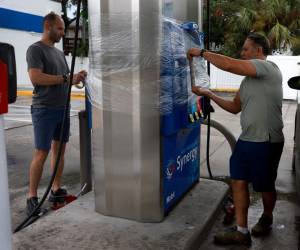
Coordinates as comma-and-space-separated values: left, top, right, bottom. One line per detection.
268, 21, 293, 49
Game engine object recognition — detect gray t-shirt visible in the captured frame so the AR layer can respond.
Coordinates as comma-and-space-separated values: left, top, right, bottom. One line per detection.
26, 41, 69, 108
239, 59, 284, 143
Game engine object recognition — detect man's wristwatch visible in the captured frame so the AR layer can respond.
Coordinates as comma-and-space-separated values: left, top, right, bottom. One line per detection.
62, 74, 69, 83
200, 49, 207, 57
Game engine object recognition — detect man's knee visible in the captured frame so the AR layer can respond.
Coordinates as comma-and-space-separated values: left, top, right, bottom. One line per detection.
33, 149, 49, 163
51, 140, 67, 153
231, 179, 248, 190
262, 191, 277, 200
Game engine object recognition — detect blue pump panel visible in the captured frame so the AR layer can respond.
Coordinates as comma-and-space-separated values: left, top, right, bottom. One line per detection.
160, 19, 207, 212
162, 126, 201, 212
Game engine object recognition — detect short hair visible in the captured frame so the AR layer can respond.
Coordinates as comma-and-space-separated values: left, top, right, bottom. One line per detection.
43, 12, 60, 26
247, 33, 270, 56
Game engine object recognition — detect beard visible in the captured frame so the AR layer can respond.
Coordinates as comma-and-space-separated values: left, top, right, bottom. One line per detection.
49, 30, 62, 43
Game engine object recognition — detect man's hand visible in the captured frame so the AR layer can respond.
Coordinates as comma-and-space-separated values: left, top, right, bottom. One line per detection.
187, 48, 201, 60
72, 70, 87, 85
192, 86, 241, 114
192, 86, 212, 98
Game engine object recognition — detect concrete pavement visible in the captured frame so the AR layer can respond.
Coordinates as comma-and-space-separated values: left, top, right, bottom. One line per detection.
199, 96, 300, 249
12, 180, 228, 250
6, 94, 300, 249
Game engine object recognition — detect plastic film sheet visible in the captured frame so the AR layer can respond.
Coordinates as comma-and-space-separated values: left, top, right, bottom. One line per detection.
86, 14, 210, 115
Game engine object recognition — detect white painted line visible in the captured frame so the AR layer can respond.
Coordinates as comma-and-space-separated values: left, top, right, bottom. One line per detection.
4, 118, 32, 122
8, 105, 30, 109
5, 114, 30, 117
9, 105, 80, 113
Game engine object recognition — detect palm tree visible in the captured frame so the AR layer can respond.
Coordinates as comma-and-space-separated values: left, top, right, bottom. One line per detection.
255, 0, 300, 53
209, 0, 300, 56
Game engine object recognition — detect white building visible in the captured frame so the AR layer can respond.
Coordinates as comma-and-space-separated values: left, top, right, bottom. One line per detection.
0, 0, 62, 87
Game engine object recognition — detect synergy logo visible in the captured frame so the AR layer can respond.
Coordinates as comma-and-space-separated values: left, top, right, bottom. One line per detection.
166, 191, 176, 204
166, 164, 176, 180
176, 146, 198, 172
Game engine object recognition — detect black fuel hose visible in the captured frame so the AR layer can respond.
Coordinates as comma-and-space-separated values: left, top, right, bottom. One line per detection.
205, 0, 213, 179
14, 0, 82, 233
206, 105, 213, 179
202, 117, 236, 179
202, 118, 236, 152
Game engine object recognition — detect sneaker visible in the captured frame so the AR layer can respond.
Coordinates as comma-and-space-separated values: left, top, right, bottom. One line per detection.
48, 188, 67, 203
26, 197, 41, 216
251, 214, 273, 237
214, 226, 252, 246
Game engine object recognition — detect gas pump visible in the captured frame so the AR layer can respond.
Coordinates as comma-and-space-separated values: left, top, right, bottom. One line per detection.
88, 0, 210, 222
160, 19, 209, 212
0, 42, 17, 250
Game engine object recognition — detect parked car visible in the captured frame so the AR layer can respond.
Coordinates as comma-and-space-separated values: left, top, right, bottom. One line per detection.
0, 42, 17, 250
288, 76, 300, 202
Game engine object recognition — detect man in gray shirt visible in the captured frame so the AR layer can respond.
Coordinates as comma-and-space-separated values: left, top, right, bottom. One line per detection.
26, 12, 86, 215
188, 33, 284, 246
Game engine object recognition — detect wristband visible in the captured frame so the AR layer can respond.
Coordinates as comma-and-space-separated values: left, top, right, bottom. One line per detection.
62, 74, 68, 83
200, 49, 207, 57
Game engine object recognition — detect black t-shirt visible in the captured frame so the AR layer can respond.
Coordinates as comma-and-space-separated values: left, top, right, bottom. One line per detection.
26, 41, 69, 108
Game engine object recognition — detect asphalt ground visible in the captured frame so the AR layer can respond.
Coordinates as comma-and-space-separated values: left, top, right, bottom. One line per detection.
5, 95, 85, 230
199, 94, 300, 250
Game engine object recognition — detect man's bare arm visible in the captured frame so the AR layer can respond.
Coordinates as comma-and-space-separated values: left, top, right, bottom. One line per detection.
203, 52, 256, 77
28, 68, 64, 86
187, 48, 257, 77
28, 68, 87, 86
192, 87, 241, 114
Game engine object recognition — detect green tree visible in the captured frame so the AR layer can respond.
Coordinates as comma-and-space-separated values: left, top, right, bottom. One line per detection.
209, 0, 300, 56
61, 0, 88, 57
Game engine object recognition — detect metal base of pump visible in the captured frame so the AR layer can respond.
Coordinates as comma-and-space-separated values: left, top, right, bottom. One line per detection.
79, 110, 92, 195
92, 106, 163, 222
